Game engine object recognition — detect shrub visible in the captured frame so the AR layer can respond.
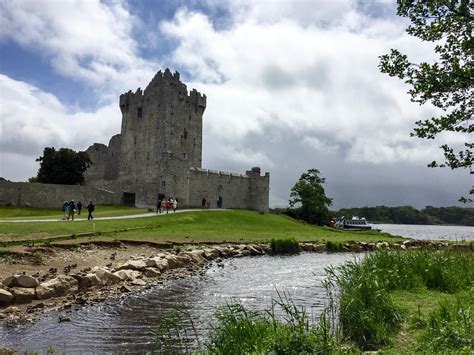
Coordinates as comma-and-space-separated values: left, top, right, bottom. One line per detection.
270, 238, 300, 255
326, 241, 344, 253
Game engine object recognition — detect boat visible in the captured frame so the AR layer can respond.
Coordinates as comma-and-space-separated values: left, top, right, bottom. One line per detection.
334, 216, 372, 230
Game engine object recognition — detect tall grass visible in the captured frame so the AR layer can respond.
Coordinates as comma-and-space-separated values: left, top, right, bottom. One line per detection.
325, 250, 474, 350
270, 237, 300, 255
420, 294, 473, 352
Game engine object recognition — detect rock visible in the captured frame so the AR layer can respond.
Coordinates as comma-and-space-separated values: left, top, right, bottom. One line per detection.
0, 289, 14, 307
4, 306, 20, 314
120, 285, 132, 293
74, 273, 101, 290
143, 268, 161, 278
131, 279, 146, 286
165, 255, 183, 269
313, 244, 327, 252
116, 259, 147, 271
94, 269, 122, 285
214, 246, 232, 257
204, 248, 221, 260
58, 314, 71, 322
182, 250, 207, 265
3, 274, 39, 288
246, 245, 263, 255
300, 244, 314, 252
36, 275, 79, 300
145, 257, 169, 271
11, 287, 35, 304
113, 270, 141, 281
376, 241, 389, 249
0, 347, 16, 354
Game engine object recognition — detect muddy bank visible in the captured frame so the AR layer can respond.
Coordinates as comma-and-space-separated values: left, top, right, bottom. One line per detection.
0, 239, 471, 327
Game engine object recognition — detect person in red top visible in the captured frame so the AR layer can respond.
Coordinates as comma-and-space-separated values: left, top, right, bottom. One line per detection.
165, 200, 171, 214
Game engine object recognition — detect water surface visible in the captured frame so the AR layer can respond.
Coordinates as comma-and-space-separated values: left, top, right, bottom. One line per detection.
373, 224, 474, 241
1, 253, 355, 353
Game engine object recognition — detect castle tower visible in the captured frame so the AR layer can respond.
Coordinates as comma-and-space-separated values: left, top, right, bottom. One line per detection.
118, 69, 206, 194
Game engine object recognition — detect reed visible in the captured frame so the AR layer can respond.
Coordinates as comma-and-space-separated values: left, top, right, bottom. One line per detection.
325, 250, 474, 350
270, 237, 300, 255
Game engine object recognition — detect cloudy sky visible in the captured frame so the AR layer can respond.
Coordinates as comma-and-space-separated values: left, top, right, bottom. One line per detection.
0, 0, 470, 209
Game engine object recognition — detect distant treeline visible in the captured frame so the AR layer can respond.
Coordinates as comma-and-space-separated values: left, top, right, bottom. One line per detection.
331, 206, 474, 226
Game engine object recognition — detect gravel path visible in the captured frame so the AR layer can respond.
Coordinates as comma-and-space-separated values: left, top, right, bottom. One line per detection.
0, 208, 225, 223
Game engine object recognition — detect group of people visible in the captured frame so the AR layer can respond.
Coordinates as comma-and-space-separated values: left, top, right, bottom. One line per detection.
156, 197, 178, 214
62, 200, 95, 221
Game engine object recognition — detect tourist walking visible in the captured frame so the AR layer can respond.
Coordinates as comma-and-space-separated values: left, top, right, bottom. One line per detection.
77, 201, 83, 215
156, 199, 162, 214
87, 201, 95, 220
62, 201, 69, 220
68, 200, 76, 221
172, 198, 178, 212
165, 200, 171, 214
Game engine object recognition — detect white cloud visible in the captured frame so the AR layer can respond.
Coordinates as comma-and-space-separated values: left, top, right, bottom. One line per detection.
0, 74, 121, 180
0, 0, 156, 94
160, 8, 443, 167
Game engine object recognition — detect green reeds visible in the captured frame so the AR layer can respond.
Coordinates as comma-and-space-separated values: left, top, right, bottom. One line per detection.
270, 237, 300, 255
325, 250, 474, 350
207, 292, 343, 354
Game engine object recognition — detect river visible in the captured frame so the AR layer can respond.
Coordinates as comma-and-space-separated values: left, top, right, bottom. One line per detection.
372, 224, 474, 241
1, 253, 355, 353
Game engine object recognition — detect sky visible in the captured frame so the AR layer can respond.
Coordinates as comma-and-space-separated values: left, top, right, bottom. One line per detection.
0, 0, 471, 209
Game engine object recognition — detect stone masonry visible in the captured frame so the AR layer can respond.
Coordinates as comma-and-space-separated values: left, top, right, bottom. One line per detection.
84, 69, 269, 211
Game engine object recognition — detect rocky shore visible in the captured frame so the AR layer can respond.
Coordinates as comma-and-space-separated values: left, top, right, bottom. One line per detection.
0, 239, 471, 328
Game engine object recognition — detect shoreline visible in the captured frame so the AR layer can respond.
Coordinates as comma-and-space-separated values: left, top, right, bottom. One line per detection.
0, 239, 472, 329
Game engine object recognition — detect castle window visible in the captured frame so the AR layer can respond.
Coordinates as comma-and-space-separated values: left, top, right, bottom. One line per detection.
134, 136, 137, 145
183, 129, 188, 140
147, 152, 150, 160
162, 181, 166, 187
183, 153, 187, 160
137, 107, 143, 118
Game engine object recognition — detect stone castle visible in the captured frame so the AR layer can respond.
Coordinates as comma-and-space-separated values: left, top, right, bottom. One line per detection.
83, 69, 270, 211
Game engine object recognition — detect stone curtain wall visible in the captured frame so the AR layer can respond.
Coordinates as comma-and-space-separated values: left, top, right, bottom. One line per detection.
0, 181, 121, 208
188, 168, 269, 211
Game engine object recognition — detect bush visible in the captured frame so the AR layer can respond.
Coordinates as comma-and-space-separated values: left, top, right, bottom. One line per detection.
270, 238, 300, 255
326, 241, 344, 253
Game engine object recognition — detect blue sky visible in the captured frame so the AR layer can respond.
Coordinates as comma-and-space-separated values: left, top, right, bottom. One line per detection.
0, 0, 470, 208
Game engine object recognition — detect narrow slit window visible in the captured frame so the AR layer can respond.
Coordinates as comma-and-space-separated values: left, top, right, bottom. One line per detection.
137, 107, 143, 118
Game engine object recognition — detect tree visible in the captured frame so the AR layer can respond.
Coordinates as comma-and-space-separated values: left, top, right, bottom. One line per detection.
289, 169, 332, 225
379, 0, 473, 201
35, 147, 92, 185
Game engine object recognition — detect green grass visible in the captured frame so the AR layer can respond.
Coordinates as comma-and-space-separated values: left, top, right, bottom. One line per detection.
270, 237, 300, 254
326, 250, 474, 351
0, 210, 402, 245
0, 205, 149, 220
154, 293, 348, 354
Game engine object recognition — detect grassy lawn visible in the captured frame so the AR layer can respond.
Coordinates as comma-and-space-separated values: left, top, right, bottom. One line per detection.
383, 288, 473, 353
0, 210, 403, 245
0, 205, 150, 220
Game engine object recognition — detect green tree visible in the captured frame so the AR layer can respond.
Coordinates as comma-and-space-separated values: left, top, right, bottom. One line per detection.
379, 0, 473, 201
289, 169, 332, 225
35, 147, 92, 185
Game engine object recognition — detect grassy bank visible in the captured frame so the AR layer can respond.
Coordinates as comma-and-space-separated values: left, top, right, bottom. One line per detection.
0, 205, 149, 220
0, 210, 401, 245
326, 250, 473, 352
153, 249, 473, 353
